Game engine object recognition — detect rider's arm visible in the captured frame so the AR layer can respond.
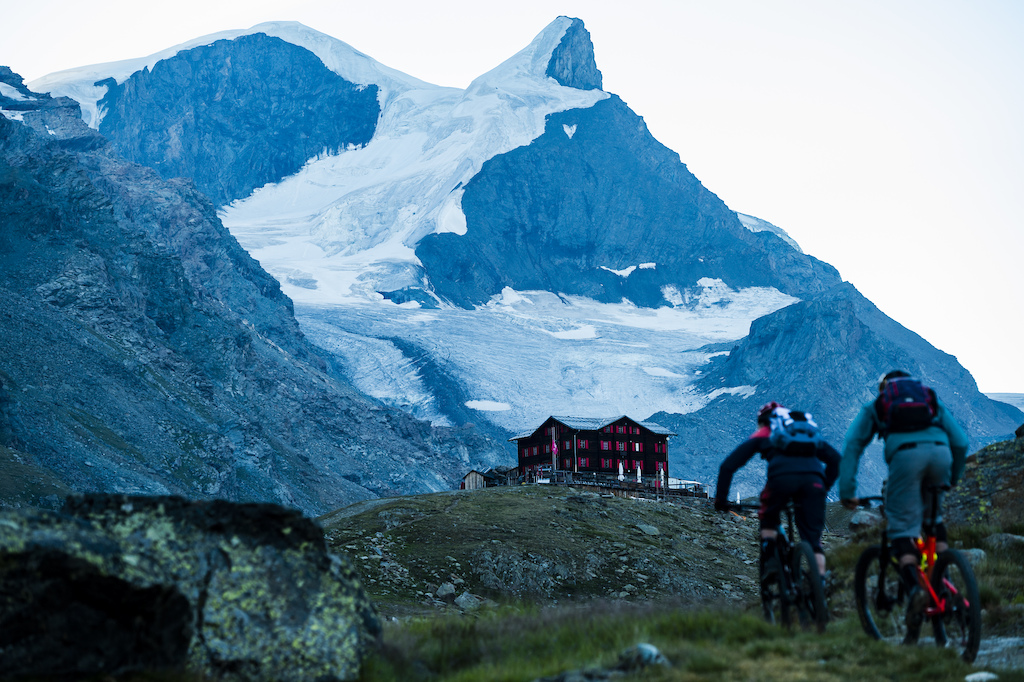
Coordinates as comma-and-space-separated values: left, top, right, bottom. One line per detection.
714, 438, 762, 508
839, 403, 877, 500
819, 442, 842, 491
936, 399, 970, 485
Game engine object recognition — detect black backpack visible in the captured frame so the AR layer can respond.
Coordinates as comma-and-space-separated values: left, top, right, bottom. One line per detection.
875, 377, 939, 435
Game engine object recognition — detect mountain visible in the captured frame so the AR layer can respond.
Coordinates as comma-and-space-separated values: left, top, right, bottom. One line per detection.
0, 66, 506, 515
24, 18, 1024, 500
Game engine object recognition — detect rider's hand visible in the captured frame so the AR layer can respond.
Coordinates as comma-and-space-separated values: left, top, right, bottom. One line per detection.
714, 497, 729, 512
841, 498, 860, 510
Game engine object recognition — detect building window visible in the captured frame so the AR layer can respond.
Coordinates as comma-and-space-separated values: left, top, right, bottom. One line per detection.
634, 442, 643, 452
616, 425, 624, 434
564, 458, 570, 469
616, 441, 626, 451
601, 441, 611, 451
600, 458, 611, 469
579, 457, 590, 468
544, 444, 551, 454
564, 440, 572, 451
577, 438, 589, 449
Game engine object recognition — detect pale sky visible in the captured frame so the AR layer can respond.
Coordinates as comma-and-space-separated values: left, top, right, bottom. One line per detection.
5, 0, 1023, 393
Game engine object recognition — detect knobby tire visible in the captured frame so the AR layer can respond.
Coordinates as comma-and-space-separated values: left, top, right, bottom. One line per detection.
854, 544, 907, 643
931, 549, 982, 663
760, 552, 790, 629
791, 541, 828, 633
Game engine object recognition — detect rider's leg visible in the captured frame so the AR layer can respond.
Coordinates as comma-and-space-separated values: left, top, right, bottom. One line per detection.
758, 485, 783, 578
919, 445, 952, 553
792, 474, 827, 576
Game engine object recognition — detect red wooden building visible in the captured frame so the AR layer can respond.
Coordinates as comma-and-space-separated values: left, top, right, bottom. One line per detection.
511, 415, 675, 484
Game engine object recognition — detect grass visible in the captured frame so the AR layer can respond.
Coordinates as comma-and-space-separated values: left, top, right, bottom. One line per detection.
358, 603, 1024, 682
317, 485, 1024, 681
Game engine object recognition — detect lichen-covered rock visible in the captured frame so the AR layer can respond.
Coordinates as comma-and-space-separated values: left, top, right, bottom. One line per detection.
946, 435, 1024, 528
0, 494, 380, 681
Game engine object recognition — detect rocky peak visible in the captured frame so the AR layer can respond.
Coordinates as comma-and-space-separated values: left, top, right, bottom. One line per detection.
546, 18, 603, 90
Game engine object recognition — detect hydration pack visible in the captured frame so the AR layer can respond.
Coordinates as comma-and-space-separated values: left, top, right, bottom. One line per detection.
875, 377, 939, 435
768, 409, 823, 456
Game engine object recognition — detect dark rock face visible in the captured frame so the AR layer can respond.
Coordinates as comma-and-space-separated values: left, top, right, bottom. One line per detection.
0, 495, 380, 681
653, 284, 1024, 497
946, 435, 1024, 527
0, 69, 506, 514
0, 550, 192, 679
97, 33, 380, 207
417, 95, 842, 308
546, 17, 603, 90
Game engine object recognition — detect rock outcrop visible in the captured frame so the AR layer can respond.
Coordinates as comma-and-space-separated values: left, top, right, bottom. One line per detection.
546, 17, 604, 90
98, 33, 380, 207
0, 494, 380, 681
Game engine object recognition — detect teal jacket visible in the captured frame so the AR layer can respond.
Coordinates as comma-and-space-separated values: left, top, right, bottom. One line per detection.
838, 397, 969, 500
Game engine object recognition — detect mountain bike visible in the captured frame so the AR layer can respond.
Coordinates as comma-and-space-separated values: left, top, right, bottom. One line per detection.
729, 501, 828, 632
853, 486, 981, 662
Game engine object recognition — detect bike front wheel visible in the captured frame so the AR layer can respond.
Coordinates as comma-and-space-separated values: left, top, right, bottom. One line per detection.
854, 545, 907, 643
931, 549, 982, 663
791, 541, 828, 633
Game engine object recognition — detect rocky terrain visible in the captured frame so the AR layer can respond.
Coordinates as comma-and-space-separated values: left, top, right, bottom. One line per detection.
0, 66, 507, 515
321, 435, 1024, 675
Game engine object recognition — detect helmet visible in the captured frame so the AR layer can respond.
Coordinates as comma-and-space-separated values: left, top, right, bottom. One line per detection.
757, 401, 780, 425
878, 369, 911, 393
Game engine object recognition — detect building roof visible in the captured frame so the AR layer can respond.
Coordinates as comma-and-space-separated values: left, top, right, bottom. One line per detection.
509, 415, 676, 441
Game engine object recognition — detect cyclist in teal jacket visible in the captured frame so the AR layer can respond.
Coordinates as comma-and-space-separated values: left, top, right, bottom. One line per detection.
839, 370, 969, 642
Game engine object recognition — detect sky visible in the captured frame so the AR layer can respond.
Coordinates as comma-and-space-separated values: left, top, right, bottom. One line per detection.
5, 0, 1023, 394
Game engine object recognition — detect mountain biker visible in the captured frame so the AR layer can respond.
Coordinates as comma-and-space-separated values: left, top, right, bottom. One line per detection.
715, 402, 841, 580
838, 370, 969, 644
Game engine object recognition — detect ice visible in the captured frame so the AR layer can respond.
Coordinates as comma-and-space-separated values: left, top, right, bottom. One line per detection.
295, 281, 796, 433
0, 83, 32, 101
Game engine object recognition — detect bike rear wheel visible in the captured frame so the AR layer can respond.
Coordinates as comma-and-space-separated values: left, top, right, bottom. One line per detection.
760, 550, 791, 628
931, 550, 982, 663
791, 541, 828, 632
854, 545, 907, 642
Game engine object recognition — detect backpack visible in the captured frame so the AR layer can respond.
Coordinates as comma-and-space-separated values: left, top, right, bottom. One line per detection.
768, 409, 823, 455
875, 377, 939, 435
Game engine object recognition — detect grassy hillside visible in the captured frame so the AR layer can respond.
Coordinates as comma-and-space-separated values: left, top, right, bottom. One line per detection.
319, 480, 1024, 681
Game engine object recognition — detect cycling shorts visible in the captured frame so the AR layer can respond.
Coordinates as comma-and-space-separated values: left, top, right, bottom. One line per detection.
759, 472, 827, 553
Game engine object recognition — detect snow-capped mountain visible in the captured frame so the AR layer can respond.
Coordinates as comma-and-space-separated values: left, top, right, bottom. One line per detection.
28, 17, 1023, 499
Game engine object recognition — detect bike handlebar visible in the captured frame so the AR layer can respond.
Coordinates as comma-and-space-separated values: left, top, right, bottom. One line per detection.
724, 503, 761, 513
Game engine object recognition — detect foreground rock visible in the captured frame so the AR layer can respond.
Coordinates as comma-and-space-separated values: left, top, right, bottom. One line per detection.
0, 494, 380, 681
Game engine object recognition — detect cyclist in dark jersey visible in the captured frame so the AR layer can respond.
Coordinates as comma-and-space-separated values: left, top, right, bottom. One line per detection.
715, 402, 841, 578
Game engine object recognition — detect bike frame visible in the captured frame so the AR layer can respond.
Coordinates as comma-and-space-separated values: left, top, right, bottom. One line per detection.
865, 489, 969, 620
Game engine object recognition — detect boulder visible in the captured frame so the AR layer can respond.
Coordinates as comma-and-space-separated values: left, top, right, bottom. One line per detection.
983, 533, 1024, 552
0, 494, 380, 681
849, 509, 884, 531
958, 548, 987, 567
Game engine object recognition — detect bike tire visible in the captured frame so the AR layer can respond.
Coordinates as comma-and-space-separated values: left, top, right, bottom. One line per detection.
931, 549, 982, 663
760, 551, 791, 629
854, 544, 907, 642
791, 541, 828, 633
